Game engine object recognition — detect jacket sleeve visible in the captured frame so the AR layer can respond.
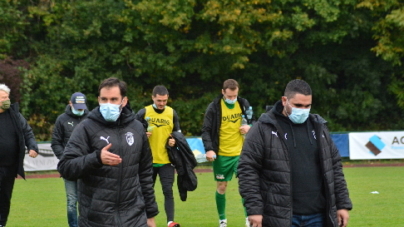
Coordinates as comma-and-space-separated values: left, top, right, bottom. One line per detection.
328, 131, 353, 211
173, 110, 181, 132
57, 121, 103, 180
138, 130, 159, 218
134, 108, 147, 131
238, 122, 265, 216
201, 102, 215, 152
51, 116, 65, 159
19, 113, 38, 153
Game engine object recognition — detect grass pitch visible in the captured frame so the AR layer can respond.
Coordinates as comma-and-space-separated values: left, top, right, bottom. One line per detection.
7, 166, 404, 226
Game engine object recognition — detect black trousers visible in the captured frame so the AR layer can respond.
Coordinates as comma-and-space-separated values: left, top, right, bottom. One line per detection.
152, 164, 175, 223
0, 166, 16, 226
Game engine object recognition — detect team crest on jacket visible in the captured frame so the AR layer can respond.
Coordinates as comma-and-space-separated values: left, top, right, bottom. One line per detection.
125, 132, 134, 146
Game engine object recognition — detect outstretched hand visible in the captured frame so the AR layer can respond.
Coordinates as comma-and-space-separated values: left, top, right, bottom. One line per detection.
100, 143, 122, 166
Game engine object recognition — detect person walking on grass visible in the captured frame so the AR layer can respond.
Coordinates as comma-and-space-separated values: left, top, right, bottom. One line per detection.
51, 92, 89, 227
135, 85, 181, 227
0, 84, 38, 227
58, 77, 158, 227
201, 79, 251, 227
238, 79, 352, 227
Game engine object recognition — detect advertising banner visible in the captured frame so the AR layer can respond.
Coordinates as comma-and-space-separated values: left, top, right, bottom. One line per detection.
349, 131, 404, 159
24, 143, 58, 171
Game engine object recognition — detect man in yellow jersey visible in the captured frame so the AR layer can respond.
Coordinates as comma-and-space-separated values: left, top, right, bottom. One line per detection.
135, 85, 181, 227
201, 79, 251, 227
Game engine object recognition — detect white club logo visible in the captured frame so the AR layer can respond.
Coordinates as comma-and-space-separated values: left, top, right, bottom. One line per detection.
125, 132, 134, 146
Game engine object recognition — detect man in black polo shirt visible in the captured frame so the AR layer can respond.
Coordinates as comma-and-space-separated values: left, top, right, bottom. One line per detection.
0, 83, 38, 227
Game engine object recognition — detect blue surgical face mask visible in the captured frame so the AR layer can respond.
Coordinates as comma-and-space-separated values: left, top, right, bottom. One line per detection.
287, 101, 310, 124
224, 97, 237, 105
152, 103, 165, 109
72, 107, 85, 116
99, 103, 122, 122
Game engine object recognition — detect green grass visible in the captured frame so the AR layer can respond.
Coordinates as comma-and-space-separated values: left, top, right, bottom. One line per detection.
7, 166, 404, 226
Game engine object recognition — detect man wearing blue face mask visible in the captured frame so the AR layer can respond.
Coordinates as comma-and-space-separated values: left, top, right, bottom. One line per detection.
202, 79, 252, 227
238, 79, 352, 227
51, 92, 88, 227
58, 78, 158, 227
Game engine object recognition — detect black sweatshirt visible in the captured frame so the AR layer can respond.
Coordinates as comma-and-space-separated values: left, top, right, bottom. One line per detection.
274, 101, 326, 215
0, 111, 18, 166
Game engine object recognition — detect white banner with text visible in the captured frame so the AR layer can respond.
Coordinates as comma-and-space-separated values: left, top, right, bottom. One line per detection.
349, 131, 404, 159
24, 143, 58, 171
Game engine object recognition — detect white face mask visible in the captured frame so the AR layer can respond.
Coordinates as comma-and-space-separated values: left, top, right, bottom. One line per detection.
99, 103, 122, 122
72, 107, 85, 116
224, 97, 237, 105
286, 101, 310, 124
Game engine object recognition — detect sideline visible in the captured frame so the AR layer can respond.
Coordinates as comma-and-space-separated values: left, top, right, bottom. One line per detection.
19, 163, 404, 179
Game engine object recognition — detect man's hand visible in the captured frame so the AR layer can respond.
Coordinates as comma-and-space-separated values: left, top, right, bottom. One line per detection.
206, 150, 216, 162
247, 215, 263, 227
146, 132, 152, 138
168, 137, 175, 147
337, 209, 349, 227
147, 217, 156, 227
100, 143, 122, 166
239, 124, 251, 135
28, 150, 38, 158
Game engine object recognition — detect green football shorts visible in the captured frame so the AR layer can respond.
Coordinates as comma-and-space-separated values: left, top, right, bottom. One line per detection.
212, 155, 240, 181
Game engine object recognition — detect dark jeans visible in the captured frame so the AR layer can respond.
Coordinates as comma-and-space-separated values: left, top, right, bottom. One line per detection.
152, 164, 175, 223
0, 166, 17, 226
292, 213, 325, 227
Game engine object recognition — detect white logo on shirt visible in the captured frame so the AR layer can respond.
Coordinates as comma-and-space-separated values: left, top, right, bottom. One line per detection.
68, 122, 74, 127
271, 131, 278, 137
312, 130, 317, 140
100, 136, 110, 144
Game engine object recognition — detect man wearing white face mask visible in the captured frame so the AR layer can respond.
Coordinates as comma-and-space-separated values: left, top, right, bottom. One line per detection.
238, 79, 352, 227
58, 77, 158, 227
202, 79, 251, 227
51, 92, 88, 227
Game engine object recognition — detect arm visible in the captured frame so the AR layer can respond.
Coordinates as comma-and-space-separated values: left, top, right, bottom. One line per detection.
134, 108, 147, 130
238, 123, 265, 218
325, 127, 352, 226
19, 113, 38, 153
173, 110, 181, 132
327, 131, 352, 211
57, 122, 103, 180
201, 102, 215, 153
51, 116, 65, 159
138, 129, 159, 218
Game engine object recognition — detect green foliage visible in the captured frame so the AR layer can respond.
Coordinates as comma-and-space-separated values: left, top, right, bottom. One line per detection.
1, 0, 404, 138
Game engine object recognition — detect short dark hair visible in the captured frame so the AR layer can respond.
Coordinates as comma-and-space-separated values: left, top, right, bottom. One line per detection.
152, 85, 169, 96
284, 79, 312, 98
98, 77, 127, 97
223, 79, 239, 91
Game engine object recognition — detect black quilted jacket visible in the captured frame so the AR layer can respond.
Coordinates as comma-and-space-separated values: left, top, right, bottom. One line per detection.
238, 103, 352, 227
58, 106, 158, 227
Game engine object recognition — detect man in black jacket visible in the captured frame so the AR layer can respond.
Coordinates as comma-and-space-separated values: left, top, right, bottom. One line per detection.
51, 92, 88, 227
58, 78, 158, 227
202, 79, 251, 227
238, 79, 352, 227
0, 83, 38, 227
